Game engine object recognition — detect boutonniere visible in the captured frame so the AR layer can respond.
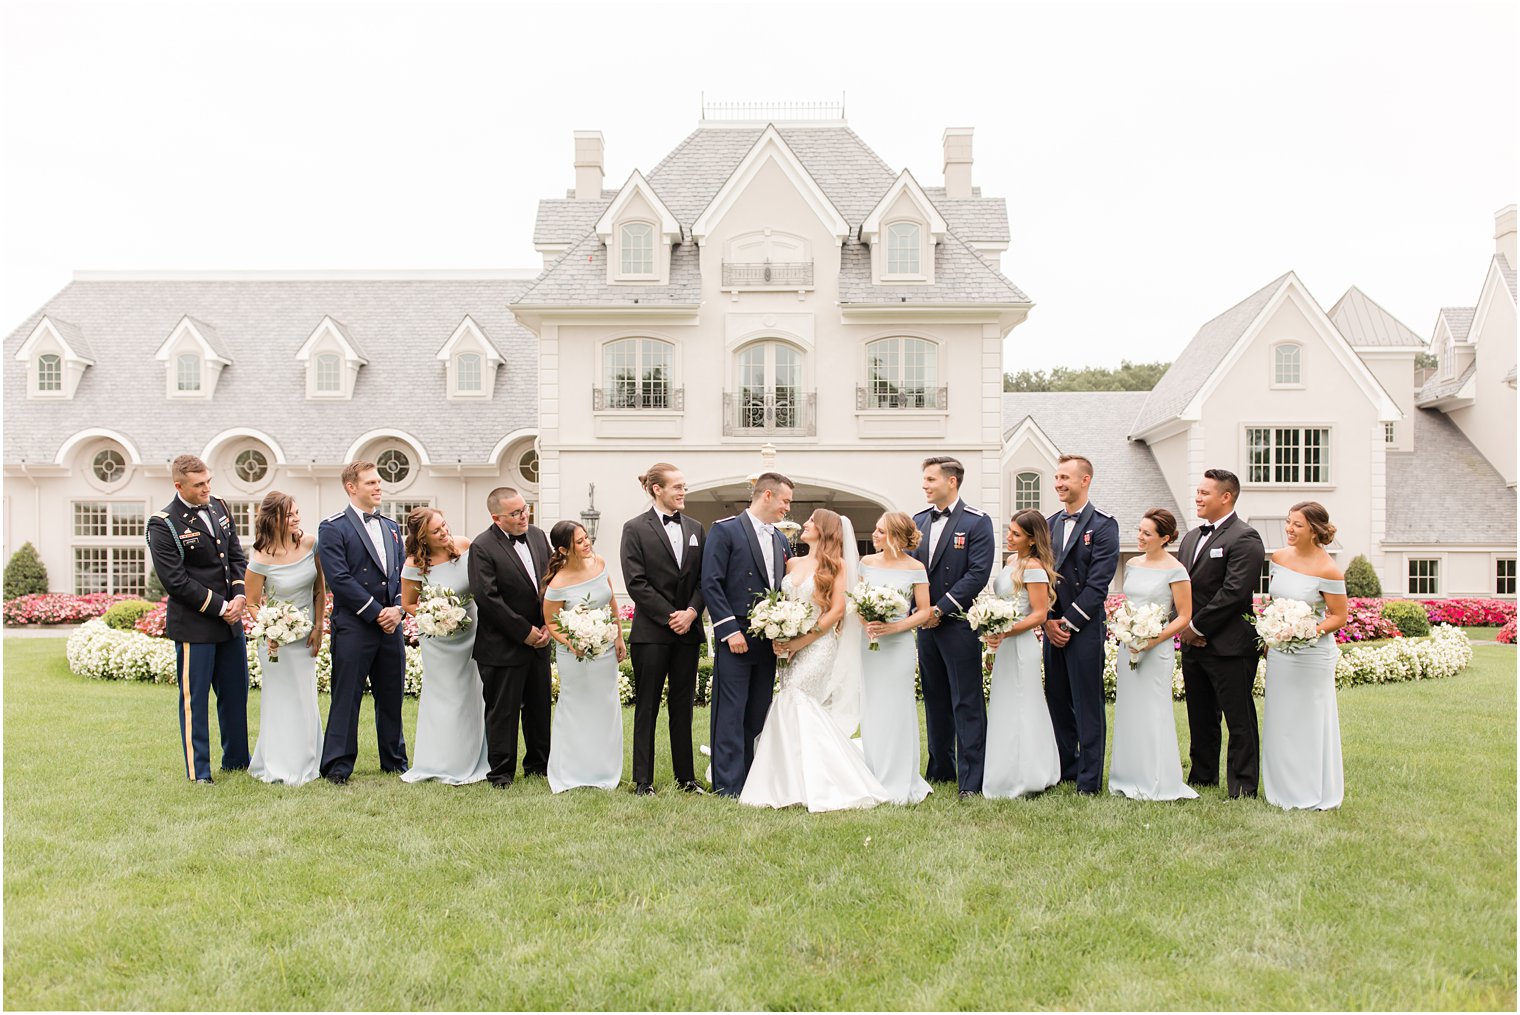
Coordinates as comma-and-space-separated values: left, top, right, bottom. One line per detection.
1083, 531, 1092, 546
953, 532, 967, 550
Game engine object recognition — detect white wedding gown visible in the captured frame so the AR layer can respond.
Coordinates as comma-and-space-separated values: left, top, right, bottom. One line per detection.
740, 573, 891, 813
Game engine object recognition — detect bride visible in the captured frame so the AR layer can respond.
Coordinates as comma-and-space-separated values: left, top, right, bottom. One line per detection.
740, 509, 890, 812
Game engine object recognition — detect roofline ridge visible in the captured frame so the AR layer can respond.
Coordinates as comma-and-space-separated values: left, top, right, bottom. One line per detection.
70, 269, 542, 282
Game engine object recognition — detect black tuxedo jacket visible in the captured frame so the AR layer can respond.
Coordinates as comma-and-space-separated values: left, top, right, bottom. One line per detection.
619, 508, 706, 645
1178, 513, 1265, 658
146, 495, 248, 643
468, 523, 552, 667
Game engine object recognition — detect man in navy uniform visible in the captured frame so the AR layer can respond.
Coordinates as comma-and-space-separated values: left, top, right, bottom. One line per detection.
318, 460, 408, 784
1043, 453, 1121, 794
145, 453, 250, 784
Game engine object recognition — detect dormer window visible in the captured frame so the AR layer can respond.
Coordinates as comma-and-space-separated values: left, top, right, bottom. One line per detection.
297, 316, 368, 400
860, 170, 946, 285
18, 316, 95, 399
155, 316, 230, 399
435, 316, 502, 399
1272, 343, 1302, 387
457, 353, 482, 393
315, 354, 342, 393
620, 223, 655, 275
595, 170, 680, 285
37, 354, 61, 392
176, 354, 202, 393
887, 222, 922, 275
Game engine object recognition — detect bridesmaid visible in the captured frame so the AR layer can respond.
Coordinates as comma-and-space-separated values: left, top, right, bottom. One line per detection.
542, 521, 628, 793
400, 508, 489, 785
245, 491, 326, 786
858, 511, 934, 804
1261, 502, 1347, 811
1108, 509, 1198, 801
982, 510, 1062, 799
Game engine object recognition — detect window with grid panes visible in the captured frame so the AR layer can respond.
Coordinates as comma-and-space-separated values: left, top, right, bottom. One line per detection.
315, 354, 342, 393
886, 222, 921, 274
620, 223, 654, 275
1245, 427, 1331, 484
1015, 472, 1041, 512
72, 501, 147, 594
1497, 558, 1516, 596
176, 354, 202, 392
457, 353, 482, 392
1385, 422, 1395, 443
37, 353, 61, 391
866, 337, 937, 408
380, 500, 431, 525
1273, 344, 1301, 385
602, 338, 672, 408
1258, 559, 1273, 595
226, 501, 258, 542
1407, 559, 1439, 596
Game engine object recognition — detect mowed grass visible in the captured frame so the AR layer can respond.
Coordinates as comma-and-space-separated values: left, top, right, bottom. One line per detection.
4, 638, 1515, 1010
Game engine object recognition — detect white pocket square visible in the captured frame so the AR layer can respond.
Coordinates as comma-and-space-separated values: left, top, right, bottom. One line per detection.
688, 534, 699, 546
1209, 547, 1225, 558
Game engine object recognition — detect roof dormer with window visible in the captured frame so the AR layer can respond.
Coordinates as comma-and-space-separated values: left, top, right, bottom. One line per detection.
154, 316, 232, 400
15, 315, 95, 399
595, 170, 681, 285
296, 315, 368, 400
435, 315, 503, 399
860, 170, 947, 285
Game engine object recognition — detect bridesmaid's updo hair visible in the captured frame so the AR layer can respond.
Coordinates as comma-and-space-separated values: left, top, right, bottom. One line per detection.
1289, 501, 1337, 546
253, 491, 298, 554
638, 463, 680, 496
1142, 508, 1178, 547
542, 520, 586, 587
878, 511, 920, 553
405, 507, 458, 576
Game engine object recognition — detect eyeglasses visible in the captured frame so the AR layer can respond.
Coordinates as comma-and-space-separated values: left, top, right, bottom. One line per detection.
497, 507, 528, 520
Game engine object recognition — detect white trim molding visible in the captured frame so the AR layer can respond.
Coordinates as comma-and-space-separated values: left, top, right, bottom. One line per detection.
691, 125, 850, 246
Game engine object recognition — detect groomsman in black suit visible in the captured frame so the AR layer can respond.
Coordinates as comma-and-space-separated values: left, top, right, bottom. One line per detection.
145, 454, 250, 783
620, 463, 706, 796
1043, 454, 1121, 794
318, 460, 409, 783
1177, 468, 1266, 797
913, 456, 996, 796
469, 486, 553, 787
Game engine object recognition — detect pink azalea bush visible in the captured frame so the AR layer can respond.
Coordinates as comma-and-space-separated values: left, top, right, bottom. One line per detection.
1497, 619, 1516, 645
2, 593, 139, 626
1338, 598, 1403, 643
1422, 599, 1516, 627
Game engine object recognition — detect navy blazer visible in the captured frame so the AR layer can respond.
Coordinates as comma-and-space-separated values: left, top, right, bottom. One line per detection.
700, 513, 790, 644
1045, 502, 1120, 633
912, 500, 996, 620
146, 495, 248, 643
318, 505, 403, 627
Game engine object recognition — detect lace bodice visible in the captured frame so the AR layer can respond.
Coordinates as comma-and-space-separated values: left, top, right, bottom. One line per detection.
992, 558, 1049, 617
779, 572, 838, 700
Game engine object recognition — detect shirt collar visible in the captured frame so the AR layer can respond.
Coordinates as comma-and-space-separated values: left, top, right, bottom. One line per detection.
745, 509, 773, 534
1203, 511, 1235, 530
933, 499, 961, 521
176, 493, 207, 513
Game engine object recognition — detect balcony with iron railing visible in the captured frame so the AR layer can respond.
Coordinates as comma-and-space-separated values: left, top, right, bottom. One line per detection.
591, 386, 685, 411
722, 390, 817, 436
721, 260, 814, 290
855, 385, 948, 411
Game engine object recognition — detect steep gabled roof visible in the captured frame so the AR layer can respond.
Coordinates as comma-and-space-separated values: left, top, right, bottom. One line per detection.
1384, 409, 1516, 543
1328, 286, 1425, 348
1437, 306, 1475, 344
14, 314, 96, 363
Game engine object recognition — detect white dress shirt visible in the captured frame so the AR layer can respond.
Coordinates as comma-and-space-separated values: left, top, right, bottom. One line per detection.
746, 509, 776, 587
507, 530, 537, 590
176, 493, 216, 540
927, 498, 960, 560
655, 506, 684, 567
1190, 511, 1235, 565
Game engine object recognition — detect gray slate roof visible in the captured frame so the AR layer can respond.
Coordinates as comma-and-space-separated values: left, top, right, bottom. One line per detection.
46, 316, 96, 360
1415, 361, 1476, 406
921, 187, 1011, 243
184, 316, 234, 361
515, 125, 1027, 307
4, 278, 537, 464
1438, 306, 1475, 343
1002, 391, 1184, 537
1129, 272, 1291, 436
1384, 409, 1516, 543
1328, 286, 1424, 348
533, 197, 612, 249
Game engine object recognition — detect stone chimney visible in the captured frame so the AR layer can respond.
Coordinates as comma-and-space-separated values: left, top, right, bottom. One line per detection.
574, 131, 604, 201
943, 127, 973, 200
1495, 204, 1516, 267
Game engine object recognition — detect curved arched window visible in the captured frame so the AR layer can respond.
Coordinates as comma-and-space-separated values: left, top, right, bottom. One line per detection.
620, 223, 654, 275
1015, 472, 1041, 512
176, 354, 202, 392
865, 337, 940, 408
602, 338, 673, 409
1273, 343, 1302, 386
37, 354, 61, 392
737, 342, 802, 430
886, 222, 921, 274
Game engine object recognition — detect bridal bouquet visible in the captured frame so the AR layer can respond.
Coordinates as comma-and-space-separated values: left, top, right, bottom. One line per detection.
961, 589, 1022, 642
846, 580, 910, 651
554, 597, 620, 660
414, 584, 473, 639
1108, 600, 1168, 669
250, 598, 313, 663
749, 588, 816, 668
1251, 597, 1322, 654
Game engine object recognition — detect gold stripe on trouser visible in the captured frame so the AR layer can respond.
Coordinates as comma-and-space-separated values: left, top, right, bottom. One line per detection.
180, 645, 196, 779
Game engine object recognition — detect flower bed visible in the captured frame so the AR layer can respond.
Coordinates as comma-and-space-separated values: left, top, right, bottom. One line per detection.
1497, 619, 1516, 645
1422, 598, 1515, 627
4, 593, 139, 626
1338, 598, 1403, 643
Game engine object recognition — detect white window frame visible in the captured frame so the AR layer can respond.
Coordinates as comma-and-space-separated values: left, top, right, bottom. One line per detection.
864, 337, 940, 409
1407, 557, 1440, 597
225, 500, 258, 542
1384, 422, 1396, 444
885, 221, 923, 277
379, 498, 432, 526
1271, 343, 1303, 388
72, 500, 148, 596
373, 446, 415, 491
600, 337, 675, 410
455, 353, 482, 393
314, 353, 343, 395
37, 353, 62, 392
1496, 556, 1516, 597
618, 221, 657, 279
1014, 472, 1041, 513
735, 340, 805, 432
1243, 424, 1333, 487
174, 352, 203, 395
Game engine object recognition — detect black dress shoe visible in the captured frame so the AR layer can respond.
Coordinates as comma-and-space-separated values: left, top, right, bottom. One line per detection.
193, 777, 214, 785
325, 774, 350, 786
489, 778, 513, 789
959, 790, 978, 800
635, 783, 655, 796
677, 781, 707, 795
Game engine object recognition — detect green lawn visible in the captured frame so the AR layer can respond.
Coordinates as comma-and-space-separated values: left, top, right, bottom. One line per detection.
4, 637, 1515, 1010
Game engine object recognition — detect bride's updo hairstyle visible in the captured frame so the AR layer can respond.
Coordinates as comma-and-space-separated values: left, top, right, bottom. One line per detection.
878, 511, 921, 553
542, 520, 586, 588
808, 509, 845, 614
1289, 501, 1337, 546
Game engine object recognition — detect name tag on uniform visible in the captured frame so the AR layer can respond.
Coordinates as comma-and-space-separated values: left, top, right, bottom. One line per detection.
688, 534, 699, 546
1210, 547, 1224, 558
953, 533, 966, 550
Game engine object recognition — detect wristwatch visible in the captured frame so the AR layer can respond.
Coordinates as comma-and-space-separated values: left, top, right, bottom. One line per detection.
931, 606, 943, 621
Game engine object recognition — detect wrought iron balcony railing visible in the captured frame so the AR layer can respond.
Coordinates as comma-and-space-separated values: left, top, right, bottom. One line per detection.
722, 390, 817, 436
854, 385, 948, 410
721, 260, 814, 289
591, 386, 685, 411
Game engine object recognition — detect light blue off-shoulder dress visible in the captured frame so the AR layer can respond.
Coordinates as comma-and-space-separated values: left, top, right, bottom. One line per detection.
982, 561, 1061, 799
1261, 563, 1345, 811
248, 548, 323, 786
858, 562, 932, 805
1109, 563, 1197, 801
401, 551, 489, 785
545, 571, 623, 793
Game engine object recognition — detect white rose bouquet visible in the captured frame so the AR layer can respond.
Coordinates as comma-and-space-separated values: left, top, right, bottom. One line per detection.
250, 598, 313, 663
961, 589, 1022, 642
414, 584, 473, 639
846, 580, 911, 651
554, 597, 620, 661
749, 587, 816, 669
1108, 600, 1168, 669
1251, 597, 1322, 654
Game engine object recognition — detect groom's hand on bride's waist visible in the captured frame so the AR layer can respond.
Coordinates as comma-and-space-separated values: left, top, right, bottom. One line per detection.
725, 633, 748, 654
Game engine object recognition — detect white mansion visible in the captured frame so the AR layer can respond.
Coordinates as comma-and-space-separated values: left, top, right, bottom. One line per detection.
3, 111, 1515, 602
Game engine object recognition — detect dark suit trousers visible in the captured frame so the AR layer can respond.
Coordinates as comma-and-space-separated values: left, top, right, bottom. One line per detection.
917, 623, 986, 792
1182, 650, 1259, 796
479, 653, 552, 784
174, 637, 250, 781
321, 623, 408, 779
631, 641, 699, 785
1043, 625, 1107, 792
710, 641, 775, 796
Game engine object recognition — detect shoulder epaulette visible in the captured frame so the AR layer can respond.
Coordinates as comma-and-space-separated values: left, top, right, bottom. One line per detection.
322, 512, 345, 523
152, 511, 170, 520
963, 506, 986, 517
1093, 508, 1115, 520
912, 507, 931, 518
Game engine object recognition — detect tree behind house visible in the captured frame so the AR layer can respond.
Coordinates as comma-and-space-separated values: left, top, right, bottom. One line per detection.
1004, 360, 1170, 392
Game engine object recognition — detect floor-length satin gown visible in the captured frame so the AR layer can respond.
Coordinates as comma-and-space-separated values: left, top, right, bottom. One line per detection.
857, 563, 932, 805
545, 571, 624, 793
248, 548, 323, 786
1261, 562, 1344, 811
982, 561, 1061, 799
401, 551, 490, 785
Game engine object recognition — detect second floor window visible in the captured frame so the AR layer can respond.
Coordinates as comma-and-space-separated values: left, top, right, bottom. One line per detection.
457, 353, 482, 393
620, 223, 654, 275
603, 338, 672, 409
1273, 344, 1301, 386
866, 337, 939, 408
176, 354, 202, 392
739, 342, 801, 430
886, 222, 921, 274
1015, 472, 1041, 512
1246, 426, 1330, 485
37, 354, 61, 392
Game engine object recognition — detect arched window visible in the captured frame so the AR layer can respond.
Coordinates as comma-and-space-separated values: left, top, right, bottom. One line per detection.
37, 354, 61, 392
176, 354, 202, 392
456, 353, 482, 393
887, 222, 921, 275
620, 222, 654, 275
1015, 472, 1041, 512
1273, 343, 1302, 386
602, 338, 673, 409
234, 448, 269, 485
517, 448, 539, 485
865, 337, 940, 408
737, 342, 802, 430
376, 448, 411, 484
315, 353, 342, 393
92, 449, 126, 485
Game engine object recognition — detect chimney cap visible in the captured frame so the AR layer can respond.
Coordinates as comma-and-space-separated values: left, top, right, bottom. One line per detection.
941, 127, 974, 141
573, 130, 605, 141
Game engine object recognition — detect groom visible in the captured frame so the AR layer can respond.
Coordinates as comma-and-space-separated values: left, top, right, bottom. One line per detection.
700, 471, 793, 797
913, 456, 995, 796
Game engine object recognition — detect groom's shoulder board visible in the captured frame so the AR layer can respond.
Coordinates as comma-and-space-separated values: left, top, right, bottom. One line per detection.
963, 505, 986, 517
1092, 507, 1115, 520
322, 511, 345, 524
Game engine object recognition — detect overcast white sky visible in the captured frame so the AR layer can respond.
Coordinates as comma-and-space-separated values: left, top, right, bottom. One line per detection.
1, 0, 1514, 371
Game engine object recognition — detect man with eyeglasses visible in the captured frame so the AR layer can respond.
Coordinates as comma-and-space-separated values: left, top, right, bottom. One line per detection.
469, 487, 553, 787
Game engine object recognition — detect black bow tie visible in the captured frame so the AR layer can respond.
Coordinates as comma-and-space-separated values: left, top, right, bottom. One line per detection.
930, 507, 950, 522
509, 532, 529, 546
1198, 523, 1216, 534
661, 512, 681, 526
362, 512, 380, 524
1061, 511, 1081, 522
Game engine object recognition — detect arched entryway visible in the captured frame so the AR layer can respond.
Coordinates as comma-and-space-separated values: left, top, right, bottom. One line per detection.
683, 476, 893, 556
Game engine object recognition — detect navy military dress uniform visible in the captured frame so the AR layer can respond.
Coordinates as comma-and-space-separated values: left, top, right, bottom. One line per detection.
318, 505, 409, 780
912, 500, 996, 793
1043, 502, 1121, 793
145, 494, 250, 782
